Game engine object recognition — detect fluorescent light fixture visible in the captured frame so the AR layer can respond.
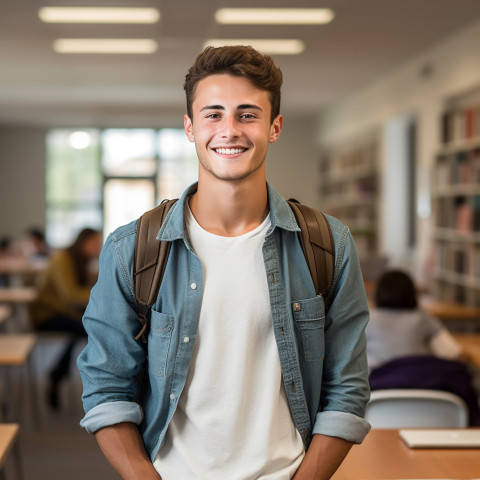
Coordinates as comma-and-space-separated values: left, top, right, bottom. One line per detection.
53, 39, 158, 54
215, 8, 334, 25
39, 7, 160, 24
204, 39, 305, 55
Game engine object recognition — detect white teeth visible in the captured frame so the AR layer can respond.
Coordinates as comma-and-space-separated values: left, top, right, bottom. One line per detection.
215, 148, 245, 155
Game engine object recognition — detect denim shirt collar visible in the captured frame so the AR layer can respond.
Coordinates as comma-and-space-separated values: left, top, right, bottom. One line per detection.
157, 182, 300, 243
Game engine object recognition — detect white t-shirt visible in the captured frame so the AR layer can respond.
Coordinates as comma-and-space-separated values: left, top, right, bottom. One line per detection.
153, 208, 304, 480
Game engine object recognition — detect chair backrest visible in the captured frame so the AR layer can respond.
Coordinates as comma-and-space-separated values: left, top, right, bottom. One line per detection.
365, 389, 469, 428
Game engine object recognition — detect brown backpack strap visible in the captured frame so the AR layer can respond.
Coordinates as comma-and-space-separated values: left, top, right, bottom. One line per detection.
134, 199, 177, 342
288, 200, 335, 309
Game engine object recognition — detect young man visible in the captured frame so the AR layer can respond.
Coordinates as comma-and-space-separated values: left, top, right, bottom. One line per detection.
78, 45, 371, 480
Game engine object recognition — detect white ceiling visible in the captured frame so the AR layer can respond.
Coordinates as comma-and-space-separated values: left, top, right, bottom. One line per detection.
2, 0, 480, 127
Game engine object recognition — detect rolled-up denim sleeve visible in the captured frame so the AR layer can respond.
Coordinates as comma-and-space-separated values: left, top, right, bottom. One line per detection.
313, 222, 371, 444
80, 401, 143, 433
77, 225, 146, 432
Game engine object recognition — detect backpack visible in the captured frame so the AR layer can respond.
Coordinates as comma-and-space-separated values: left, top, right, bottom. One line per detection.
133, 198, 334, 344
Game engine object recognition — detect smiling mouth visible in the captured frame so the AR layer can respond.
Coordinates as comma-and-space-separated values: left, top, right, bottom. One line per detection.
214, 147, 247, 155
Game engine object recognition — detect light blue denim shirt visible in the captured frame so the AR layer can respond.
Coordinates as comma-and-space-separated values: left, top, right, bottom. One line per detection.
78, 182, 371, 461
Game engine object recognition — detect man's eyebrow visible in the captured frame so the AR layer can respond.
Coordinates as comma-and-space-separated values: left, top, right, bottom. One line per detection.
200, 104, 224, 112
238, 104, 262, 111
199, 104, 263, 112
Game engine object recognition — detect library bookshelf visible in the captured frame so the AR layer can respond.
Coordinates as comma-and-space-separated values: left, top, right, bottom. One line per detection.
319, 136, 379, 263
432, 106, 480, 308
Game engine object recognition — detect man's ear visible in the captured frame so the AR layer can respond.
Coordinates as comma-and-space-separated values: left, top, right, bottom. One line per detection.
184, 114, 195, 142
269, 114, 283, 143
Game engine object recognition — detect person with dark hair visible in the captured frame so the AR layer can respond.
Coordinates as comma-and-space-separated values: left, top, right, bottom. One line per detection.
366, 269, 464, 371
374, 269, 418, 309
30, 228, 101, 410
0, 236, 14, 286
22, 227, 50, 260
78, 45, 370, 479
0, 236, 13, 254
366, 269, 480, 425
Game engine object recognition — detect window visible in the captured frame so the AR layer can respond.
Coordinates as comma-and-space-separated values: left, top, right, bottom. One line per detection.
46, 128, 197, 248
46, 129, 102, 248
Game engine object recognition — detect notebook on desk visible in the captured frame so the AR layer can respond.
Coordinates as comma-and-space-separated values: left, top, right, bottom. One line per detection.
399, 429, 480, 448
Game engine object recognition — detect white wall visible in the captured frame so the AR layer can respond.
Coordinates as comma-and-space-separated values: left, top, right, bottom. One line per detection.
316, 17, 480, 281
267, 113, 318, 208
0, 126, 47, 241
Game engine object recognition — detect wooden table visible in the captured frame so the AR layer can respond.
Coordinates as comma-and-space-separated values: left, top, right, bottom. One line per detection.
421, 299, 480, 321
0, 423, 19, 470
0, 306, 11, 326
0, 287, 37, 304
0, 258, 47, 276
0, 334, 36, 366
0, 334, 38, 428
454, 333, 480, 369
332, 429, 480, 479
0, 288, 37, 332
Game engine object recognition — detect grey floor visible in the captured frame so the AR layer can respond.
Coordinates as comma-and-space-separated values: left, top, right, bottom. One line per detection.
2, 337, 121, 480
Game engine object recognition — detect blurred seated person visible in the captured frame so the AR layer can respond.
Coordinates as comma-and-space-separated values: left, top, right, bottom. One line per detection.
0, 236, 14, 286
0, 236, 13, 257
366, 269, 480, 425
22, 227, 50, 261
367, 269, 464, 370
19, 227, 50, 286
30, 228, 101, 410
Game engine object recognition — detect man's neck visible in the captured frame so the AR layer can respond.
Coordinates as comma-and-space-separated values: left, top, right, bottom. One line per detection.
189, 176, 269, 237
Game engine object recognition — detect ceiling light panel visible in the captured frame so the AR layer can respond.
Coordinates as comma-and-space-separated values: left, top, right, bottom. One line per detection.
215, 8, 334, 25
53, 39, 158, 54
39, 7, 160, 24
204, 39, 305, 55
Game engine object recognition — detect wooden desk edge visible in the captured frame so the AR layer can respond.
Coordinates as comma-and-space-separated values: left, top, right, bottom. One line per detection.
421, 300, 480, 320
0, 423, 19, 469
0, 334, 38, 365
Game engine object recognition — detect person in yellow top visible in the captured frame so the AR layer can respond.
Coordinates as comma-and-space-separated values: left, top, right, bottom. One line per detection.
30, 228, 101, 410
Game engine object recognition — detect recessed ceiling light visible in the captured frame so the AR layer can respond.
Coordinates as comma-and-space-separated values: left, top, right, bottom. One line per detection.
215, 8, 334, 25
69, 131, 91, 150
203, 39, 305, 55
53, 39, 158, 54
39, 7, 160, 24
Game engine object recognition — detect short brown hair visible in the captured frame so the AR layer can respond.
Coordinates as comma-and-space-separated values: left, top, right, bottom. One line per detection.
184, 45, 283, 123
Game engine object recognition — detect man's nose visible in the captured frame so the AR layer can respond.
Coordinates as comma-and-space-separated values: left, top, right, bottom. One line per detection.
221, 116, 241, 138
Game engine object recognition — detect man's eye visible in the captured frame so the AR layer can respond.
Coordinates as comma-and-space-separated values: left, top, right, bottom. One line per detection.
241, 113, 255, 119
206, 113, 220, 119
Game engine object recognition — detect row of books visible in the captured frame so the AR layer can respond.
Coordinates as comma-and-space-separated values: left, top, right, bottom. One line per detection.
441, 106, 480, 144
435, 241, 480, 278
436, 149, 480, 186
349, 234, 376, 260
434, 280, 478, 305
319, 142, 377, 177
435, 196, 480, 232
323, 206, 376, 229
322, 177, 377, 198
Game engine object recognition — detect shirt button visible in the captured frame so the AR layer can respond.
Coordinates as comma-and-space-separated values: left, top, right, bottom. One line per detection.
183, 336, 190, 343
293, 302, 301, 312
170, 394, 176, 401
190, 283, 197, 290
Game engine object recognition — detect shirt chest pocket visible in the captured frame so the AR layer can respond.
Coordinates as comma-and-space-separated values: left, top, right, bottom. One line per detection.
148, 310, 174, 377
292, 295, 326, 362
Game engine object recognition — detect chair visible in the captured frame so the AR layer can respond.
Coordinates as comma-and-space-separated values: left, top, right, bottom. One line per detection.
365, 389, 469, 428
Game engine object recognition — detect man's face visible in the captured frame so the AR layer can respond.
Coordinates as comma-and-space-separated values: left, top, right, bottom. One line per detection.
184, 74, 282, 183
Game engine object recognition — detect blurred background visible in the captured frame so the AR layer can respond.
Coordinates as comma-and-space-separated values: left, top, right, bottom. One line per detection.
1, 1, 480, 478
